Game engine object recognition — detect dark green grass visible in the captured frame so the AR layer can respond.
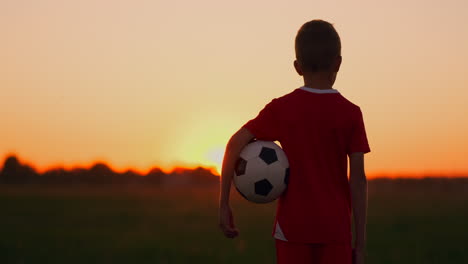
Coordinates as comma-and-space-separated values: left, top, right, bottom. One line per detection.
0, 180, 467, 264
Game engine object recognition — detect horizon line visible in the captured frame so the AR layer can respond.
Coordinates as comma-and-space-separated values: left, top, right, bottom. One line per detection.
2, 153, 468, 179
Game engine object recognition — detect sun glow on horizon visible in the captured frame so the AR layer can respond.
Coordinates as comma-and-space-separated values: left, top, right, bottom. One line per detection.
205, 146, 225, 175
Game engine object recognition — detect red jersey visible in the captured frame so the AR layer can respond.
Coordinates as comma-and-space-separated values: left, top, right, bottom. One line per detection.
242, 86, 370, 244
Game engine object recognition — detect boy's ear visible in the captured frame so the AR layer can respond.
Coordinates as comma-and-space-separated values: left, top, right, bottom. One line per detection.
294, 60, 303, 76
331, 56, 342, 72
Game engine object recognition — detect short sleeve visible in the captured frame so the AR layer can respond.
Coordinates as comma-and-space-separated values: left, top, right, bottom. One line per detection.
242, 99, 281, 141
347, 108, 371, 154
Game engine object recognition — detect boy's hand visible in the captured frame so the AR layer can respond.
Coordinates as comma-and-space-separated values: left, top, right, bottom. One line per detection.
352, 248, 365, 264
218, 205, 239, 238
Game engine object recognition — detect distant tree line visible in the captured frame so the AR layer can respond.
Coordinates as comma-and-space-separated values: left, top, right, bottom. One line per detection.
0, 155, 219, 186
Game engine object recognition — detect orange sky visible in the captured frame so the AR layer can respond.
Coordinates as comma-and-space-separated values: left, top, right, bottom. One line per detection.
1, 0, 468, 177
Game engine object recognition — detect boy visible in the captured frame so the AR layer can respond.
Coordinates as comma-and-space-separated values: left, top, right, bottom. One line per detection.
219, 19, 370, 264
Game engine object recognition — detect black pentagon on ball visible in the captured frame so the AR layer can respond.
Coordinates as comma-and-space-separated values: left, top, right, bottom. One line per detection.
284, 168, 290, 185
234, 158, 247, 176
254, 179, 273, 196
259, 147, 278, 165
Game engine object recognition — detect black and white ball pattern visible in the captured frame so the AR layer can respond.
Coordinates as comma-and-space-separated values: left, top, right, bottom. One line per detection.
233, 140, 289, 203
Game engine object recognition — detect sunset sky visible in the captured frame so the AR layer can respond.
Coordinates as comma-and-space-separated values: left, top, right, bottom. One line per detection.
1, 0, 467, 176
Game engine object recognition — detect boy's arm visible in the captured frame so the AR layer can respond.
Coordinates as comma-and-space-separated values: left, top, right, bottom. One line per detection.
349, 152, 368, 260
219, 127, 255, 238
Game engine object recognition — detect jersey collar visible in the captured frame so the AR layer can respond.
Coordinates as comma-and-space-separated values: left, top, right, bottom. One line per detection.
299, 86, 339, 94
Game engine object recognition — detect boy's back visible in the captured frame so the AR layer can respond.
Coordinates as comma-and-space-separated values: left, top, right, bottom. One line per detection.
219, 19, 370, 264
243, 86, 370, 243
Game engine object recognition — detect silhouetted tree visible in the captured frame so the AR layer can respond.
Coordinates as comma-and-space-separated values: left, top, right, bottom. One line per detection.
88, 162, 116, 184
0, 155, 38, 183
0, 155, 220, 186
118, 169, 142, 184
191, 167, 219, 185
145, 167, 165, 184
42, 168, 72, 184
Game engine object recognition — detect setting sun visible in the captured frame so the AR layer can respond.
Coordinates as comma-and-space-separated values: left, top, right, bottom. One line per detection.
206, 146, 226, 174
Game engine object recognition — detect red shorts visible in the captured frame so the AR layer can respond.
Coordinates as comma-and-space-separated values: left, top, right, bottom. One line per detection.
275, 239, 352, 264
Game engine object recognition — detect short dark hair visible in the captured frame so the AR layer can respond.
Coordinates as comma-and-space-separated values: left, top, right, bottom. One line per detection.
295, 20, 341, 72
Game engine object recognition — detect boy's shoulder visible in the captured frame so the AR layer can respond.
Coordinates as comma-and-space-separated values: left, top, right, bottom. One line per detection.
335, 92, 362, 111
269, 88, 303, 105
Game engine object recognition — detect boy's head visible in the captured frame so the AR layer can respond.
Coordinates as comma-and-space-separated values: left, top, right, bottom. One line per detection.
294, 20, 341, 75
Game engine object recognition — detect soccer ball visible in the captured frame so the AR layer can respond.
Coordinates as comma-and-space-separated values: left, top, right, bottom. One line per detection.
233, 140, 289, 203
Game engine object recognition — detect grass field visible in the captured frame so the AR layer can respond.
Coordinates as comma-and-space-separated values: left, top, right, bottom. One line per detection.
0, 179, 467, 264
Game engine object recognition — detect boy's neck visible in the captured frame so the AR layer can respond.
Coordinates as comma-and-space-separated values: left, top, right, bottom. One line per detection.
302, 71, 336, 90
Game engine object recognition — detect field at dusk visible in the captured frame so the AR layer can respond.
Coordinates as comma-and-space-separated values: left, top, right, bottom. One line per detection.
1, 179, 467, 264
